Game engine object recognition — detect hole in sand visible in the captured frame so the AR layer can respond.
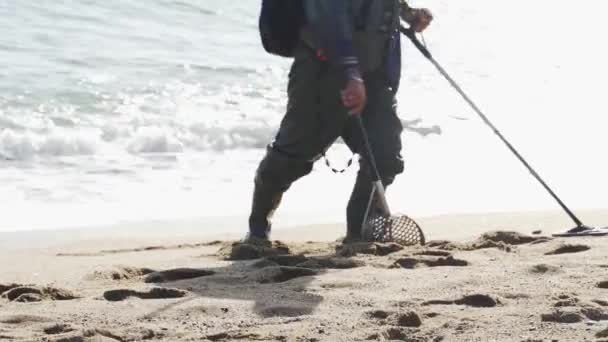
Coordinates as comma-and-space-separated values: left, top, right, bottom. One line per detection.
206, 332, 268, 341
256, 266, 319, 284
367, 310, 391, 320
217, 241, 291, 261
43, 323, 75, 335
2, 286, 78, 302
543, 300, 608, 324
259, 305, 313, 318
382, 327, 409, 340
423, 294, 499, 308
0, 315, 52, 324
478, 231, 546, 245
0, 284, 21, 295
297, 257, 364, 270
55, 329, 125, 342
545, 244, 591, 255
394, 311, 423, 327
260, 255, 308, 267
454, 294, 500, 308
336, 242, 404, 257
252, 255, 363, 270
597, 281, 608, 289
144, 268, 215, 283
392, 256, 469, 269
529, 264, 561, 274
541, 310, 584, 324
414, 250, 452, 257
320, 281, 357, 290
426, 231, 549, 252
593, 300, 608, 307
103, 288, 188, 301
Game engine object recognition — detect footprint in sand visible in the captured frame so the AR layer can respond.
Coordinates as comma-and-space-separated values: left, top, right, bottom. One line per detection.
367, 326, 435, 342
426, 231, 550, 253
144, 268, 216, 283
414, 250, 453, 257
367, 309, 391, 319
66, 328, 160, 341
291, 257, 364, 269
542, 296, 608, 324
252, 255, 364, 270
1, 286, 78, 303
0, 315, 53, 324
44, 329, 125, 342
541, 310, 584, 324
102, 287, 187, 301
545, 244, 591, 255
0, 283, 21, 294
423, 294, 500, 308
392, 255, 469, 269
366, 309, 423, 327
85, 266, 156, 281
529, 264, 561, 274
336, 242, 404, 257
206, 331, 284, 341
43, 323, 75, 335
252, 255, 308, 267
259, 305, 313, 318
217, 241, 290, 261
593, 300, 608, 307
256, 266, 319, 284
598, 281, 608, 289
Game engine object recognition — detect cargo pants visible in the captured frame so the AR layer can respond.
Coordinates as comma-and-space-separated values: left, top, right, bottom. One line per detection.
248, 44, 404, 238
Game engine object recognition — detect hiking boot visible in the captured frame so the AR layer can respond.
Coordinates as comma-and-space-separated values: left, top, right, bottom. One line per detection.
241, 232, 272, 247
341, 234, 368, 245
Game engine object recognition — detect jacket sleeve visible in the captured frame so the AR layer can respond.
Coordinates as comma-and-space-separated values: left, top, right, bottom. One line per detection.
305, 0, 362, 81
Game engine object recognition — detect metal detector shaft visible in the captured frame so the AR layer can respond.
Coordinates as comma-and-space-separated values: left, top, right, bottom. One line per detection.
399, 26, 584, 227
355, 115, 392, 216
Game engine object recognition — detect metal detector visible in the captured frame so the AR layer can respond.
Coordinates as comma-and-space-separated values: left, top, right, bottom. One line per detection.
399, 26, 608, 237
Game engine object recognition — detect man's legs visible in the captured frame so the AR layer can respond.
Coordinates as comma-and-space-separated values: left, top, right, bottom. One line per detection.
247, 46, 350, 239
343, 71, 405, 240
248, 147, 313, 238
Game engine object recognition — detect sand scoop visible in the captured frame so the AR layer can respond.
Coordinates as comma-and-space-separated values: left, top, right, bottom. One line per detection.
355, 115, 426, 246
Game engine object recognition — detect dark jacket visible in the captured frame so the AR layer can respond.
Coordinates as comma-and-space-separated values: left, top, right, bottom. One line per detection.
303, 0, 401, 81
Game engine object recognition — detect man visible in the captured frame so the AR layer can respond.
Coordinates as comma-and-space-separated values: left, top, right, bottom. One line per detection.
247, 0, 432, 244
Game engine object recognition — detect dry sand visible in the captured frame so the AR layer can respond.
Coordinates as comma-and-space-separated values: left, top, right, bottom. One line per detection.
1, 210, 607, 342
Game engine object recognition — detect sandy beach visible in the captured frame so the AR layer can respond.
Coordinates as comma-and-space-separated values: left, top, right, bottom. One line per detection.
1, 210, 607, 342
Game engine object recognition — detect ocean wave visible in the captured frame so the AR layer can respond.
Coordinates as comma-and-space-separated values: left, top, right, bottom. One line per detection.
0, 112, 445, 160
0, 129, 98, 160
0, 117, 277, 160
126, 127, 184, 154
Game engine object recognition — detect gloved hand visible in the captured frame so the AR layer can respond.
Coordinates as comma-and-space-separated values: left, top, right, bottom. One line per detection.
400, 2, 433, 33
341, 69, 367, 115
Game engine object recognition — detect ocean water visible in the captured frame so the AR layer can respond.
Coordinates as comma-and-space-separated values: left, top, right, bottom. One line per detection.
2, 0, 607, 232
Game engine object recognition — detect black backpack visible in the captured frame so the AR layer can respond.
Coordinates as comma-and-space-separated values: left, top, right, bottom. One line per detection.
259, 0, 305, 58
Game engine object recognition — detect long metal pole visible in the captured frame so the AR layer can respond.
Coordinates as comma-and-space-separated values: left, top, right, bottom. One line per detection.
355, 115, 392, 216
399, 26, 584, 228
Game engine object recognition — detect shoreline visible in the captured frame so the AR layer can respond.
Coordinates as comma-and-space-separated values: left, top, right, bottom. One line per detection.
3, 208, 607, 252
